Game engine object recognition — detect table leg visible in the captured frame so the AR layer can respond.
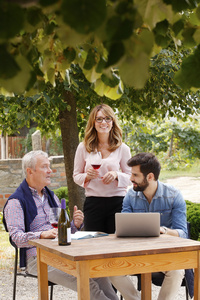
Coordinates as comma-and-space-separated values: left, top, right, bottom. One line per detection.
37, 248, 48, 300
141, 273, 151, 300
77, 261, 90, 300
194, 250, 200, 300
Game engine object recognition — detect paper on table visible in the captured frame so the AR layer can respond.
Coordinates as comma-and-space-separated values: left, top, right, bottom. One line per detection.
71, 231, 108, 240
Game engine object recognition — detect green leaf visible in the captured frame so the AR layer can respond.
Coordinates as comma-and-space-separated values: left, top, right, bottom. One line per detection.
163, 0, 197, 12
43, 92, 51, 104
139, 28, 154, 55
174, 46, 200, 90
93, 78, 123, 100
105, 41, 125, 68
119, 52, 150, 89
172, 19, 184, 36
0, 3, 24, 39
153, 19, 169, 36
63, 47, 76, 63
26, 7, 43, 27
0, 54, 31, 93
96, 57, 106, 73
82, 66, 101, 83
197, 5, 200, 20
47, 68, 55, 85
61, 0, 106, 34
26, 46, 40, 64
39, 0, 59, 6
106, 16, 134, 40
182, 28, 196, 47
193, 28, 200, 44
83, 49, 96, 70
134, 0, 173, 29
26, 70, 37, 91
115, 1, 134, 15
101, 72, 120, 88
155, 34, 171, 47
0, 45, 20, 79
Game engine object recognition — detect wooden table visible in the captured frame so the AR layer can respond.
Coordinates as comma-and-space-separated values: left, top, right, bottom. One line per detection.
29, 234, 200, 300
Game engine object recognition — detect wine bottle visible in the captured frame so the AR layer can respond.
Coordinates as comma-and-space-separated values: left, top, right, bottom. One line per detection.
58, 198, 71, 246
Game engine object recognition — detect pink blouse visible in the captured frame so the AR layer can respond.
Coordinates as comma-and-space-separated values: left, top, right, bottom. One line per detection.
73, 142, 132, 197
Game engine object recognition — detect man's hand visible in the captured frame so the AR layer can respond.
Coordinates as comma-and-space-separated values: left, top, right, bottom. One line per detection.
73, 205, 84, 229
40, 228, 57, 239
160, 226, 179, 236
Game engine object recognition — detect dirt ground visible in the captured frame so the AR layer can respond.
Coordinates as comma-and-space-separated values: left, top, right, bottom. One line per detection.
164, 176, 200, 203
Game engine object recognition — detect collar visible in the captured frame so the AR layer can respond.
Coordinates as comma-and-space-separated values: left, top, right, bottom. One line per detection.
29, 186, 47, 197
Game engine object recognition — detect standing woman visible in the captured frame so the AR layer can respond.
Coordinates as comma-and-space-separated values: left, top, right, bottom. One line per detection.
73, 104, 131, 234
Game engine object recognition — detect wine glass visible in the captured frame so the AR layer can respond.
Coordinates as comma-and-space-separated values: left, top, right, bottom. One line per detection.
90, 151, 102, 179
49, 207, 61, 229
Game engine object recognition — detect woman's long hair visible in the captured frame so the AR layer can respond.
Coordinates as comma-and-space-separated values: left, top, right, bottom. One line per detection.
84, 104, 122, 153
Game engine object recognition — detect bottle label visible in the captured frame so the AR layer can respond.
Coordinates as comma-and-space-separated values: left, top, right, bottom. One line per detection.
67, 227, 71, 243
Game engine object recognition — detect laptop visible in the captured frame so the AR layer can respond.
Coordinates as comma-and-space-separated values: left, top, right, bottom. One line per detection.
115, 212, 160, 237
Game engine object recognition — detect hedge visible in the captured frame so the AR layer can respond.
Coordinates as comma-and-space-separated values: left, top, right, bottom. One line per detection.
186, 200, 200, 240
53, 186, 69, 214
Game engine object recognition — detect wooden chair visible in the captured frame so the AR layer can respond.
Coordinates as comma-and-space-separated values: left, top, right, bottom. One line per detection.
10, 237, 56, 300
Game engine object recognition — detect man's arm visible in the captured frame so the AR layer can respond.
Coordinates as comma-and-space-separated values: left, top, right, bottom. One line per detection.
4, 199, 41, 247
160, 226, 179, 236
4, 198, 59, 246
121, 191, 134, 213
161, 190, 187, 238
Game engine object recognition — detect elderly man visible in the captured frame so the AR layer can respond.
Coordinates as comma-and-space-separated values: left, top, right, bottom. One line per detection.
3, 150, 119, 300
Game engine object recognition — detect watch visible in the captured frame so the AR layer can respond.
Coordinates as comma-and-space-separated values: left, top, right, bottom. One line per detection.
162, 226, 168, 234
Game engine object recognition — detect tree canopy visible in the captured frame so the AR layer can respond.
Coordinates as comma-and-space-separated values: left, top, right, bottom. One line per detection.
1, 0, 200, 97
1, 0, 200, 213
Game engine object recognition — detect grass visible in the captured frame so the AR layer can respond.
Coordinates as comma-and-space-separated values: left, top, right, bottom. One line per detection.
0, 230, 14, 270
159, 161, 200, 181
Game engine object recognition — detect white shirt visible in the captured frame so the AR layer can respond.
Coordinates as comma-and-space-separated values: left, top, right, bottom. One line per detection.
73, 142, 132, 197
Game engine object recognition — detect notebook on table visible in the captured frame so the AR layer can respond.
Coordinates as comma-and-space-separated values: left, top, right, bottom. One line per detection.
115, 212, 160, 237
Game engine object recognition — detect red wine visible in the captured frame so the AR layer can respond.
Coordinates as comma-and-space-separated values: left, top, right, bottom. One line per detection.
51, 222, 58, 229
91, 164, 101, 169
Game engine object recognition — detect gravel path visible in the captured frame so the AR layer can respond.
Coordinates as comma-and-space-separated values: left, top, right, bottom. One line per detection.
0, 268, 188, 300
1, 176, 197, 300
165, 176, 200, 203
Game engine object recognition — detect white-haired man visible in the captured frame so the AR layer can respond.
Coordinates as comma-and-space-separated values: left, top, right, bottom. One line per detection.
3, 150, 119, 300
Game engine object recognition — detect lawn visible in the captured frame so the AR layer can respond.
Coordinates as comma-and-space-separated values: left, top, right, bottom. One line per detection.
0, 230, 14, 270
159, 162, 200, 181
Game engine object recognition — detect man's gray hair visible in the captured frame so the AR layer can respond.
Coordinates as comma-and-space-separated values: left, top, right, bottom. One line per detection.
22, 150, 48, 177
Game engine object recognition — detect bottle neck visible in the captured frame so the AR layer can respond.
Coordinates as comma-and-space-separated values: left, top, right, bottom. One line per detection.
61, 198, 66, 209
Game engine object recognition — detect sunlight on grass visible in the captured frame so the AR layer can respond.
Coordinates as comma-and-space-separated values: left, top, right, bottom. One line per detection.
0, 230, 15, 270
160, 161, 200, 181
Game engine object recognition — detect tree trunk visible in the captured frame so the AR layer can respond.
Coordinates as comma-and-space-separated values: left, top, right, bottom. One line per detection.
59, 90, 85, 219
169, 133, 174, 157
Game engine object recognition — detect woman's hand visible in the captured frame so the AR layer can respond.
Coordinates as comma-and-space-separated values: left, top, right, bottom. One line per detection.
102, 171, 118, 184
85, 167, 99, 183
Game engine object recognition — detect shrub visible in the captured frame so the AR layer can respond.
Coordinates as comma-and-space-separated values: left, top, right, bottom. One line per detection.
186, 200, 200, 240
53, 186, 68, 201
53, 186, 69, 214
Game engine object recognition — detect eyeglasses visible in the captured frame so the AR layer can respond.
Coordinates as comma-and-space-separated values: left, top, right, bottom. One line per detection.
95, 116, 113, 123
